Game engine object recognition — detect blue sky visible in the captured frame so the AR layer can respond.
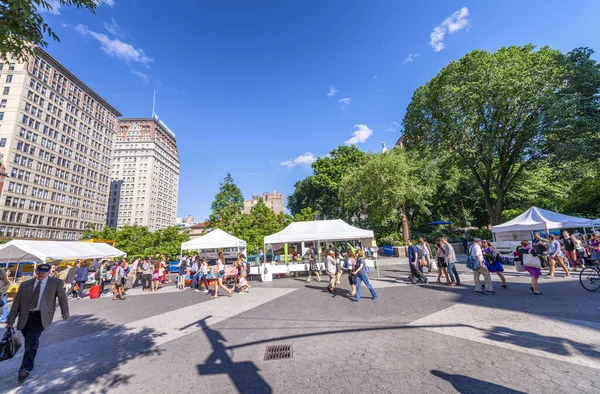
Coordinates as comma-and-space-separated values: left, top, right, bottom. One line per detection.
42, 0, 600, 221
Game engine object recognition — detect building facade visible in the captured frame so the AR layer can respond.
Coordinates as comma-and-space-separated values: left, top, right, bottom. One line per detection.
0, 49, 121, 240
243, 191, 284, 215
107, 116, 179, 231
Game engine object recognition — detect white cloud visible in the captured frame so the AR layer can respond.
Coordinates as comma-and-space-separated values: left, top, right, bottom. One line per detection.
103, 0, 116, 6
103, 18, 125, 38
403, 53, 419, 64
327, 86, 338, 97
75, 24, 153, 65
345, 124, 373, 145
132, 70, 149, 85
385, 121, 401, 133
281, 152, 317, 168
42, 0, 114, 15
339, 97, 352, 105
429, 7, 470, 52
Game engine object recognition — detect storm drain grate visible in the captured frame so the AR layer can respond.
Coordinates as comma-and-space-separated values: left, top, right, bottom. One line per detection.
264, 344, 293, 361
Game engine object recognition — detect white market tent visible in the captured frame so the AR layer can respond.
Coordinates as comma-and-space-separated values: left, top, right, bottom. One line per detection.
264, 219, 374, 244
181, 228, 247, 252
0, 240, 126, 263
491, 206, 592, 233
591, 218, 600, 227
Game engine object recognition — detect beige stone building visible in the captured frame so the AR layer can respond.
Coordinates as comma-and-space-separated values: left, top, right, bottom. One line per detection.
0, 49, 120, 239
106, 116, 180, 231
243, 191, 284, 215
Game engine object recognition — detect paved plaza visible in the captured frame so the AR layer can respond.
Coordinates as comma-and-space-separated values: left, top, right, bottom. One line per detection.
1, 259, 599, 393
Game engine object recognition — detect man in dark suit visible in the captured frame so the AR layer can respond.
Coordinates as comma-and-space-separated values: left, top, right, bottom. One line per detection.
5, 263, 69, 383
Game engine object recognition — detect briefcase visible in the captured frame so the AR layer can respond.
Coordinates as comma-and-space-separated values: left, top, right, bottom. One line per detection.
0, 328, 22, 361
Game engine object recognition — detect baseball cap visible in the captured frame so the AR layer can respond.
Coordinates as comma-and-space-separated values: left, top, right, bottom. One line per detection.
36, 263, 51, 272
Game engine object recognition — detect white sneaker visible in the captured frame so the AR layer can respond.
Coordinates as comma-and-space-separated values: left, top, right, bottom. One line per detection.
194, 289, 200, 292
203, 289, 208, 293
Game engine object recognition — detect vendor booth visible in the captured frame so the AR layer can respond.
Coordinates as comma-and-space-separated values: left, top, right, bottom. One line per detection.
180, 229, 248, 282
263, 219, 376, 282
0, 240, 126, 293
491, 206, 592, 255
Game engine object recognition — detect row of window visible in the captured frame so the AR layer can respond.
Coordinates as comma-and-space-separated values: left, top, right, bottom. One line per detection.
0, 226, 81, 240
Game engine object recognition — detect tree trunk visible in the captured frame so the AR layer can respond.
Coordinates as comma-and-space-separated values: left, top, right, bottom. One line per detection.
400, 207, 410, 242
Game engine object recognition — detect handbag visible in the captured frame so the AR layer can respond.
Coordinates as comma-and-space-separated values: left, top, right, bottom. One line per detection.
0, 328, 22, 362
419, 258, 428, 267
523, 254, 542, 269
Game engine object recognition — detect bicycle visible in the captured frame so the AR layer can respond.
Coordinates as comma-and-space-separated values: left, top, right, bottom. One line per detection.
579, 264, 600, 292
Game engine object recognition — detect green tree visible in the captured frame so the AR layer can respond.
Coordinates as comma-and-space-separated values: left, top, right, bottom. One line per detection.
340, 149, 435, 242
403, 45, 600, 224
0, 0, 99, 61
293, 207, 320, 222
232, 200, 285, 254
288, 145, 365, 220
145, 226, 189, 259
209, 173, 244, 233
113, 225, 154, 257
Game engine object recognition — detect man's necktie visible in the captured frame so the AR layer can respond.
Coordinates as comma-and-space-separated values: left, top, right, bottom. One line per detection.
29, 281, 42, 311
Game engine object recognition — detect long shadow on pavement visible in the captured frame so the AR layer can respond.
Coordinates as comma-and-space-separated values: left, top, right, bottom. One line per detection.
189, 316, 272, 394
431, 370, 527, 393
0, 313, 166, 393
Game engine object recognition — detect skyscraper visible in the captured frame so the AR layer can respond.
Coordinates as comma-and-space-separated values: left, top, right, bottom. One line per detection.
0, 48, 121, 240
107, 115, 179, 231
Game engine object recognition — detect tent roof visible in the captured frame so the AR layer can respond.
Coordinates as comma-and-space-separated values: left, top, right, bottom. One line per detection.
491, 207, 592, 233
264, 219, 374, 244
591, 218, 600, 227
181, 228, 246, 250
0, 240, 126, 263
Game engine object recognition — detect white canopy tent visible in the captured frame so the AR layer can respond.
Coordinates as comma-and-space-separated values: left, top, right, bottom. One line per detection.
591, 218, 600, 228
491, 207, 592, 233
264, 219, 374, 244
181, 228, 247, 257
0, 240, 126, 263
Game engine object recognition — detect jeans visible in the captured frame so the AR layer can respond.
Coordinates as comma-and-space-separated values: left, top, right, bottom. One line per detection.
76, 281, 86, 298
199, 275, 210, 290
474, 265, 493, 292
133, 272, 143, 288
355, 271, 377, 300
142, 274, 152, 290
20, 311, 45, 372
409, 262, 428, 283
0, 293, 8, 321
447, 263, 460, 284
191, 273, 199, 289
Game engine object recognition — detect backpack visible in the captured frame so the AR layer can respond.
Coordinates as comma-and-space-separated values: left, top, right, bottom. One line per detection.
244, 261, 250, 275
466, 245, 481, 270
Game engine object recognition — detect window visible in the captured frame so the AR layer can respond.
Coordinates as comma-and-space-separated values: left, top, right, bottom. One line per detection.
0, 112, 3, 121
0, 138, 5, 147
8, 63, 15, 71
0, 99, 6, 108
6, 75, 13, 83
2, 87, 8, 95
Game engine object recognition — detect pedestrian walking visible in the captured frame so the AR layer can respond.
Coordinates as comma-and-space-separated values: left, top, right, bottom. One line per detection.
346, 249, 357, 296
235, 254, 251, 294
517, 241, 542, 295
442, 236, 461, 286
326, 250, 337, 293
470, 238, 494, 294
435, 239, 450, 284
564, 231, 586, 271
132, 257, 143, 288
64, 264, 77, 298
335, 248, 343, 286
151, 261, 161, 292
0, 266, 10, 323
5, 264, 69, 383
352, 249, 377, 301
417, 237, 436, 273
74, 261, 89, 300
482, 241, 506, 289
160, 256, 168, 284
407, 240, 428, 284
213, 251, 232, 298
591, 234, 600, 265
306, 248, 321, 283
112, 261, 126, 300
141, 258, 153, 292
546, 234, 571, 278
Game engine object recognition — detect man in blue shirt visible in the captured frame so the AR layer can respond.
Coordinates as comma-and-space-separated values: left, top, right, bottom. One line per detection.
407, 240, 428, 284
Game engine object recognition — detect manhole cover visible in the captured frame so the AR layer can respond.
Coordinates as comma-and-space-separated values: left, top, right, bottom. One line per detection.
264, 344, 293, 361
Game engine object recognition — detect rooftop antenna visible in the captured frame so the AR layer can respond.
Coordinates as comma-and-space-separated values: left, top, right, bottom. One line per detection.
152, 89, 156, 118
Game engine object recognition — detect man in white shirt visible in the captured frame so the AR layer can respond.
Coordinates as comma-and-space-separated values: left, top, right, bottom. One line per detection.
471, 238, 494, 294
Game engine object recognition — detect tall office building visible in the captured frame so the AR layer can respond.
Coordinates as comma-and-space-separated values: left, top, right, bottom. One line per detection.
0, 48, 121, 240
107, 116, 179, 231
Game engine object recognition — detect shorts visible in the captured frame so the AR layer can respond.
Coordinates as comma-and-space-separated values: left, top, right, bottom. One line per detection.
347, 274, 356, 285
309, 262, 318, 272
438, 257, 447, 268
591, 250, 600, 260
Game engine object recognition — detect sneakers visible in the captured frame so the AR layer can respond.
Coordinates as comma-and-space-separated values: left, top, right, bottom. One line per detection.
544, 274, 554, 279
485, 291, 496, 295
203, 290, 209, 294
194, 289, 200, 292
17, 369, 29, 383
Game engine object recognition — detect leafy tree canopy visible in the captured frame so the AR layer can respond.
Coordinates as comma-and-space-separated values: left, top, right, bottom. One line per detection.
0, 0, 98, 61
209, 173, 244, 233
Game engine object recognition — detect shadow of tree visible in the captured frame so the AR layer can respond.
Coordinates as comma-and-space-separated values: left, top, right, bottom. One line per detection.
431, 370, 527, 393
0, 313, 166, 393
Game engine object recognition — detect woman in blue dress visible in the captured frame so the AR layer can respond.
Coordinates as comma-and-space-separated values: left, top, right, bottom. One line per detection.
482, 240, 507, 289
